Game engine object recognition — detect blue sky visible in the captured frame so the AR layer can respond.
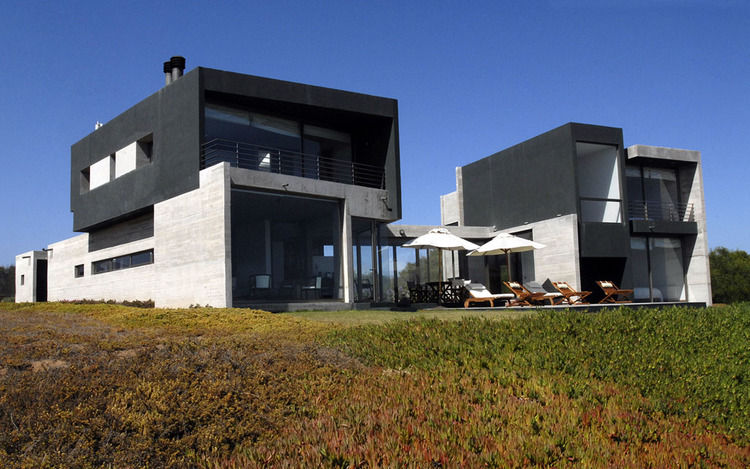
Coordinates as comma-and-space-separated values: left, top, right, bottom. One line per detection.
1, 1, 748, 265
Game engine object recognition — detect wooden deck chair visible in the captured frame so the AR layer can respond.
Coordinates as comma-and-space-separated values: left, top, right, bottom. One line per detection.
463, 283, 514, 308
596, 281, 633, 303
524, 281, 564, 305
552, 281, 591, 304
503, 281, 539, 306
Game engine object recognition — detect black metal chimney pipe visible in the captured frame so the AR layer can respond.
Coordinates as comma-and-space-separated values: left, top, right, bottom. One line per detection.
170, 56, 186, 82
163, 61, 172, 85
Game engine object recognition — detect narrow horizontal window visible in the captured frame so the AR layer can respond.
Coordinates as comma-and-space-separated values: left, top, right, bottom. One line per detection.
92, 249, 153, 275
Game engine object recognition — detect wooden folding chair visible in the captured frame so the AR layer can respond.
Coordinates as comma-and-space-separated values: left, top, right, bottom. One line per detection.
503, 281, 537, 306
596, 280, 633, 303
552, 281, 591, 304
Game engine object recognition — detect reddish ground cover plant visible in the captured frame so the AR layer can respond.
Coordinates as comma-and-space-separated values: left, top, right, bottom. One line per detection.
1, 303, 749, 467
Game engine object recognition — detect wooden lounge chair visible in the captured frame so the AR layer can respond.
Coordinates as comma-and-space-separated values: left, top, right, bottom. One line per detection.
503, 281, 538, 306
552, 281, 591, 304
463, 283, 514, 308
596, 280, 633, 303
524, 281, 564, 305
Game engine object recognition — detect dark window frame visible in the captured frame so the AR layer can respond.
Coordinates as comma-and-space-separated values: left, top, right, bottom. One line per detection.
74, 264, 84, 278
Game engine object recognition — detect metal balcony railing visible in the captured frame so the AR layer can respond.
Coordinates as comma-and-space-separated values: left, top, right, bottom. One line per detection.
628, 200, 695, 222
200, 138, 385, 189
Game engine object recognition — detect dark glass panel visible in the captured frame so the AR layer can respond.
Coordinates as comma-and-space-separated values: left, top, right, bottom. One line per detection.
231, 190, 341, 302
130, 250, 153, 267
112, 256, 131, 271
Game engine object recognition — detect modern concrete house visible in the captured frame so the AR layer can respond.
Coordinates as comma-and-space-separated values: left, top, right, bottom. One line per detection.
16, 60, 711, 308
16, 58, 401, 309
440, 123, 712, 304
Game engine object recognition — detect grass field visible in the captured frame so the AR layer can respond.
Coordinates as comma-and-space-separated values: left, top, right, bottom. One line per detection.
1, 302, 748, 467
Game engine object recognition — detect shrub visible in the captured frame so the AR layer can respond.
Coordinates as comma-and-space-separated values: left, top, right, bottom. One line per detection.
710, 247, 750, 303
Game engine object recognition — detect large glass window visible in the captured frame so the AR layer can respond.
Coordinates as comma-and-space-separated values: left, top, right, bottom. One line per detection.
204, 102, 357, 183
627, 166, 681, 220
630, 237, 651, 300
352, 219, 375, 302
576, 142, 622, 223
650, 237, 685, 301
630, 236, 685, 302
303, 125, 353, 183
231, 190, 341, 302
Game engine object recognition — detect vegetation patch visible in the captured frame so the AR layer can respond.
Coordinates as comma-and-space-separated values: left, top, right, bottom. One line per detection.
1, 303, 749, 467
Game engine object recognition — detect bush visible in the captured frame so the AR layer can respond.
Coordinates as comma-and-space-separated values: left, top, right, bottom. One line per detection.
710, 247, 750, 303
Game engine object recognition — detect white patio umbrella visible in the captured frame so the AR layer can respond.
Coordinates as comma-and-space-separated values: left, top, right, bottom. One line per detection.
402, 228, 479, 302
467, 232, 545, 282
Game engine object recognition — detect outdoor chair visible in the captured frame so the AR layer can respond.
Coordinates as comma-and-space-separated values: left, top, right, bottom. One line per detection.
302, 276, 322, 299
407, 281, 424, 303
249, 274, 272, 298
503, 281, 538, 306
552, 281, 591, 304
596, 280, 633, 303
524, 281, 564, 305
463, 283, 514, 308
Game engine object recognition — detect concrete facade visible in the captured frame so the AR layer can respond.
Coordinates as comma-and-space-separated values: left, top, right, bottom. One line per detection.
441, 125, 712, 304
43, 164, 231, 307
18, 62, 402, 309
154, 163, 232, 307
15, 250, 47, 303
47, 233, 156, 303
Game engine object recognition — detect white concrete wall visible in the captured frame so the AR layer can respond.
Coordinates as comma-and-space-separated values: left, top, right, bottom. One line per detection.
47, 233, 156, 302
15, 250, 46, 302
683, 155, 712, 305
154, 163, 231, 307
498, 214, 581, 289
36, 164, 231, 307
89, 156, 112, 190
440, 191, 459, 225
115, 142, 137, 178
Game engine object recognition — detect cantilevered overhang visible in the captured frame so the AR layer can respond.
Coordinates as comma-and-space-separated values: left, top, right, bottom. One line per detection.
627, 144, 700, 165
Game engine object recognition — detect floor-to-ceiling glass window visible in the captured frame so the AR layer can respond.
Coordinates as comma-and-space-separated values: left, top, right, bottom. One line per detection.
396, 246, 417, 300
231, 189, 341, 302
352, 218, 375, 302
650, 237, 685, 301
204, 101, 355, 183
303, 125, 353, 183
627, 166, 682, 221
629, 236, 685, 302
378, 243, 396, 302
630, 237, 651, 301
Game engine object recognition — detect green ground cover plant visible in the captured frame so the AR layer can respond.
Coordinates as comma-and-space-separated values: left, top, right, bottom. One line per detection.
325, 305, 750, 442
1, 302, 748, 467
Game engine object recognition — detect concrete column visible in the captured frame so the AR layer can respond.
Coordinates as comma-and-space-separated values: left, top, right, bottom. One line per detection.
341, 200, 354, 303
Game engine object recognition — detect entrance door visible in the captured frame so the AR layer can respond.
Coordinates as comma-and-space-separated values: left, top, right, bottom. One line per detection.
35, 259, 47, 302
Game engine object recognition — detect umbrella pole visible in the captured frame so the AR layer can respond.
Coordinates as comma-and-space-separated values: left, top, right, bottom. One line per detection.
438, 248, 443, 304
506, 250, 512, 283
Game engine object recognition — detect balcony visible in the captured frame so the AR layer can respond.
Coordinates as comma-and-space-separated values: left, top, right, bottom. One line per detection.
200, 139, 385, 189
628, 200, 694, 222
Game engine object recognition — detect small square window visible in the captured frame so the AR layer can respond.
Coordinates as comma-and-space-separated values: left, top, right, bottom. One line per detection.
74, 264, 84, 278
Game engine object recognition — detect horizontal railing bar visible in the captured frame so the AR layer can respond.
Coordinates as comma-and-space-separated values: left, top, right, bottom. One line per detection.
627, 200, 695, 222
202, 138, 384, 171
200, 138, 385, 189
